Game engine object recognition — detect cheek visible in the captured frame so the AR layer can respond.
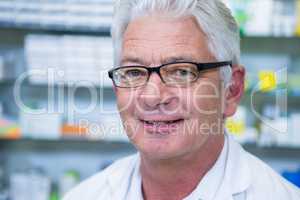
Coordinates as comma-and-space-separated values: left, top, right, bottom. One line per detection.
190, 80, 222, 116
116, 91, 141, 139
182, 82, 222, 135
178, 89, 218, 116
194, 97, 220, 115
116, 90, 143, 138
116, 90, 136, 115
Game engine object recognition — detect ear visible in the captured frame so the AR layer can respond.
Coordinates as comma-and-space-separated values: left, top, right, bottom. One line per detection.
224, 65, 245, 118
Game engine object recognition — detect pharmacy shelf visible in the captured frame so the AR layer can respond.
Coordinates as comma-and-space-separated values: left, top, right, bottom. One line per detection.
1, 78, 300, 96
0, 138, 134, 152
0, 138, 299, 158
242, 90, 300, 105
0, 78, 114, 89
241, 35, 300, 40
243, 144, 300, 159
0, 79, 16, 85
0, 24, 111, 36
240, 36, 300, 54
1, 23, 300, 39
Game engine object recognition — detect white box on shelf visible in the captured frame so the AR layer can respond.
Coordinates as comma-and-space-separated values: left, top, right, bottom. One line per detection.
290, 114, 300, 147
259, 121, 277, 147
274, 117, 290, 147
93, 3, 113, 14
10, 171, 51, 200
244, 0, 273, 36
25, 34, 114, 87
20, 112, 62, 140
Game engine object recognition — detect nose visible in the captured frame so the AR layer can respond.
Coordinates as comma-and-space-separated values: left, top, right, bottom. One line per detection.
138, 72, 172, 109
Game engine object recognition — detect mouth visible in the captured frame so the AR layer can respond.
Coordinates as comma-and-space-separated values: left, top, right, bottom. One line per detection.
139, 118, 184, 135
141, 119, 184, 125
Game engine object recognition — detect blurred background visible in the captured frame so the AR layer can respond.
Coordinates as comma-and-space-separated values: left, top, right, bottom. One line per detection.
0, 0, 300, 199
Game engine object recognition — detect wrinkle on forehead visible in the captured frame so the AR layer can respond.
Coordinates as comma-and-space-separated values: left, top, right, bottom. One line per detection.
121, 15, 214, 65
124, 15, 206, 39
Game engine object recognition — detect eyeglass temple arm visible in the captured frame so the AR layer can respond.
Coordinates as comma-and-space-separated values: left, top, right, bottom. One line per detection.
197, 61, 232, 70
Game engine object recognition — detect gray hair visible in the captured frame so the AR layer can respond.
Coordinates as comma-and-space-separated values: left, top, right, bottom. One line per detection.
111, 0, 240, 85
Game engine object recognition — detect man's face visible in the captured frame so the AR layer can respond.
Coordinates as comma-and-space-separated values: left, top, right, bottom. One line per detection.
115, 15, 225, 160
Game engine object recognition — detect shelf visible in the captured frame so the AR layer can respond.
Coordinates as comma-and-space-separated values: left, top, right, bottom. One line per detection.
0, 23, 111, 36
243, 90, 300, 102
0, 22, 300, 39
0, 78, 114, 89
0, 79, 16, 85
0, 138, 134, 152
241, 36, 300, 54
1, 78, 300, 97
243, 144, 300, 159
241, 35, 300, 40
0, 138, 299, 158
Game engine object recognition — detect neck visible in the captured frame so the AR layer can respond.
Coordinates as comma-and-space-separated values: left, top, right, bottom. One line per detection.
140, 134, 225, 200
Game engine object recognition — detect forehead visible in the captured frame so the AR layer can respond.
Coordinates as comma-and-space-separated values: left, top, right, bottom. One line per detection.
121, 15, 214, 65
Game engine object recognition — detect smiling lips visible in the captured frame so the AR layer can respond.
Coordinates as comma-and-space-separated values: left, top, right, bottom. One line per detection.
140, 118, 184, 134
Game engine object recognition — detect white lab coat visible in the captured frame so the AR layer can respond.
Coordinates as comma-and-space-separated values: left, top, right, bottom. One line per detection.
63, 135, 300, 200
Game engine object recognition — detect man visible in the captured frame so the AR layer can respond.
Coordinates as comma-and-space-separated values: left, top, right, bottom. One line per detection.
64, 0, 300, 200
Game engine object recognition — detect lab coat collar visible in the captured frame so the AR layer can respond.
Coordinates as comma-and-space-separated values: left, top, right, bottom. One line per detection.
215, 134, 252, 200
106, 154, 139, 200
184, 134, 229, 200
106, 134, 252, 200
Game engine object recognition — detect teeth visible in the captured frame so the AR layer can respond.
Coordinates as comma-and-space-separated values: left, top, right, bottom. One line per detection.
145, 120, 181, 125
147, 121, 167, 125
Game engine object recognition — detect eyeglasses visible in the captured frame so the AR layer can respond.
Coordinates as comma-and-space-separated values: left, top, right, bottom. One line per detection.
108, 61, 232, 88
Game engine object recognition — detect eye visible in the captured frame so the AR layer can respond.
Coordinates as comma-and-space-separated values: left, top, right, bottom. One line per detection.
125, 69, 144, 77
175, 69, 192, 76
117, 67, 148, 81
171, 68, 197, 78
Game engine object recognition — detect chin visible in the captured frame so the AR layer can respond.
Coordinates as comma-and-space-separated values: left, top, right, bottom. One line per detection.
130, 129, 189, 160
140, 147, 183, 160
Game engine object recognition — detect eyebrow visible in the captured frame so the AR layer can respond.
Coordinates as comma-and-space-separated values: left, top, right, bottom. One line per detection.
162, 55, 197, 64
120, 56, 148, 66
120, 55, 198, 66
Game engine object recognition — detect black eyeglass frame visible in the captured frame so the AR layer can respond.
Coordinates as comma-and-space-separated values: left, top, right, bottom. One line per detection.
108, 61, 232, 88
